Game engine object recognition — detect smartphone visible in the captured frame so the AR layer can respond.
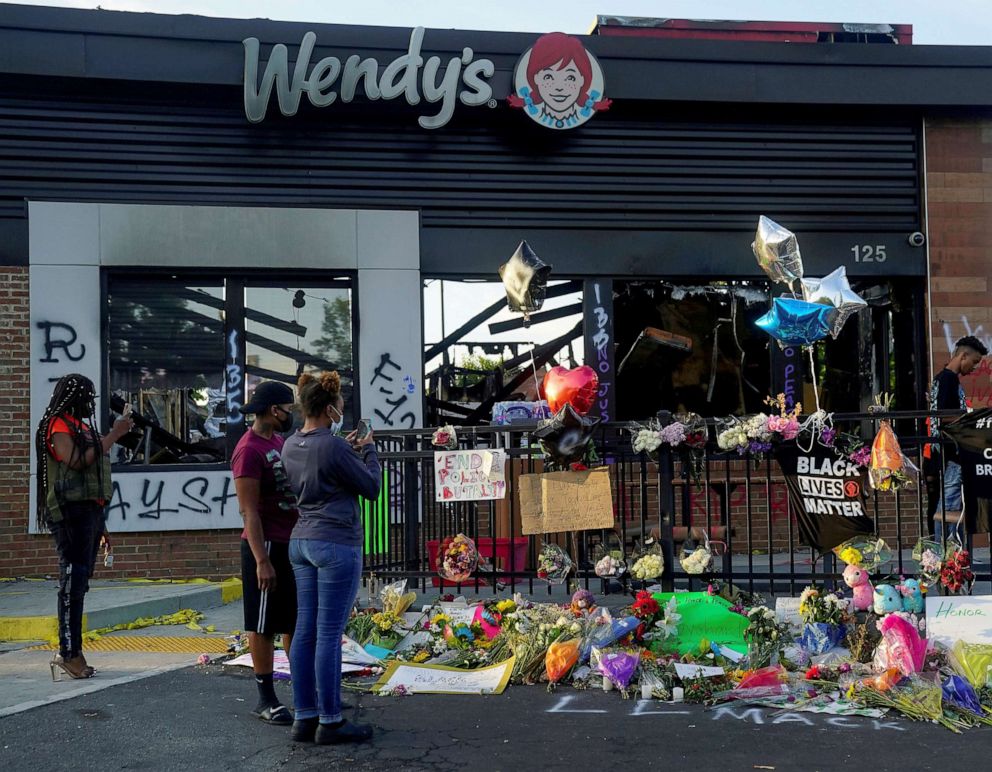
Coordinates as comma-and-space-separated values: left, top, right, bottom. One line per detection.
355, 418, 372, 440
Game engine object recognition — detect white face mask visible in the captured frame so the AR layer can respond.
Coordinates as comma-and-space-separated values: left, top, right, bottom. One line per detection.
329, 406, 343, 435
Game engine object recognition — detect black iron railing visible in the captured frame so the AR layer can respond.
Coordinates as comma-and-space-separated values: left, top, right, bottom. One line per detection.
361, 411, 991, 596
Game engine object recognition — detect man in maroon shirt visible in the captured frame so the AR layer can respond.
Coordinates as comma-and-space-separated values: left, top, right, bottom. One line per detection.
233, 381, 300, 724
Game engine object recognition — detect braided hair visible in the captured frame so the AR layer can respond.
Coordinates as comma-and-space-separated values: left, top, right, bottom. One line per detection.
34, 374, 100, 529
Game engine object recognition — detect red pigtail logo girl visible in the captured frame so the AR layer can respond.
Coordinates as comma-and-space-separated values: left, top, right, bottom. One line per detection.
508, 32, 611, 130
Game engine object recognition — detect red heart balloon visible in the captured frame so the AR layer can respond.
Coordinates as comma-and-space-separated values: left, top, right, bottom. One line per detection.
542, 366, 599, 416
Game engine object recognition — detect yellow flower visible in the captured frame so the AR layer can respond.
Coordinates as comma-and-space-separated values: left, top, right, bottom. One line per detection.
413, 650, 430, 663
839, 547, 863, 566
431, 613, 451, 627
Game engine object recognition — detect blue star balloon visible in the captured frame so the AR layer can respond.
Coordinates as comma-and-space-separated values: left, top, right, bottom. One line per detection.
755, 297, 833, 346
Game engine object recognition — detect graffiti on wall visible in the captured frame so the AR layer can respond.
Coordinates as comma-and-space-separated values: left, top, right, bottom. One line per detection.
942, 315, 992, 407
369, 352, 417, 429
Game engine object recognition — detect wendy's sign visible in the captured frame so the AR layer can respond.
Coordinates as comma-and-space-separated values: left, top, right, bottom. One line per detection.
508, 32, 611, 130
243, 27, 495, 130
243, 28, 610, 131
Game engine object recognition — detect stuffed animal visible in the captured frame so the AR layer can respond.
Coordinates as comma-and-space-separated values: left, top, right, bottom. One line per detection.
873, 584, 902, 615
898, 578, 924, 614
843, 564, 874, 612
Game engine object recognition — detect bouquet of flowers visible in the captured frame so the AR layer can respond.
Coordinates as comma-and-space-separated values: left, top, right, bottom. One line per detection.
743, 605, 791, 669
438, 534, 479, 583
716, 414, 773, 456
630, 419, 664, 459
502, 608, 582, 684
369, 610, 405, 650
578, 611, 640, 662
873, 613, 927, 677
431, 424, 458, 450
630, 539, 664, 582
912, 537, 944, 585
765, 394, 802, 441
380, 580, 417, 617
940, 547, 975, 594
545, 638, 581, 685
592, 542, 626, 580
675, 411, 708, 483
643, 596, 681, 643
592, 647, 641, 696
679, 532, 724, 575
536, 543, 573, 585
869, 420, 918, 492
798, 586, 850, 655
831, 535, 892, 572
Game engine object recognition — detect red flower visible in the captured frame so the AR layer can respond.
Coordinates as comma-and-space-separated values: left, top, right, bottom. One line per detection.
805, 665, 821, 680
570, 462, 589, 472
632, 590, 660, 620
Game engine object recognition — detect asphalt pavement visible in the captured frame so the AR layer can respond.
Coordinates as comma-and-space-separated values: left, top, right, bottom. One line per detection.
1, 662, 990, 772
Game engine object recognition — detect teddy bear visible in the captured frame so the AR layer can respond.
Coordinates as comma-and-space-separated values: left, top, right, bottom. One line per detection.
873, 584, 902, 615
843, 563, 874, 612
897, 578, 924, 614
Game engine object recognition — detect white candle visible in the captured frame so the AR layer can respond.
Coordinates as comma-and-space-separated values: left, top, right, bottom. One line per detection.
641, 683, 652, 700
672, 687, 684, 703
602, 678, 613, 692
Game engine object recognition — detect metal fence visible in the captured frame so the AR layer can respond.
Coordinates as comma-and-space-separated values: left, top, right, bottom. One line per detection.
361, 411, 992, 596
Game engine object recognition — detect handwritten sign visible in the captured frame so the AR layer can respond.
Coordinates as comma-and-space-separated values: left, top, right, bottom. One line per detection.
775, 597, 803, 627
373, 656, 515, 695
434, 450, 507, 502
519, 467, 614, 535
926, 595, 992, 645
651, 592, 749, 655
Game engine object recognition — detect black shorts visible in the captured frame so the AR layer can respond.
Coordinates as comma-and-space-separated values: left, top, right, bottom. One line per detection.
241, 539, 297, 636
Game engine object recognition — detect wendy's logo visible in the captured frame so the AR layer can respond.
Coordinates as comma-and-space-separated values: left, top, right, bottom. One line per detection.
508, 32, 611, 130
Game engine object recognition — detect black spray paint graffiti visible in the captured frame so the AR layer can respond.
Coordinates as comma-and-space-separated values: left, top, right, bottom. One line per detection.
369, 352, 417, 428
225, 329, 244, 425
37, 321, 87, 363
106, 476, 237, 521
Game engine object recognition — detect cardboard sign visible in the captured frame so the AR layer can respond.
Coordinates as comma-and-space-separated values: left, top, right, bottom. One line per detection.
434, 450, 507, 502
519, 467, 614, 535
372, 656, 515, 695
926, 595, 992, 645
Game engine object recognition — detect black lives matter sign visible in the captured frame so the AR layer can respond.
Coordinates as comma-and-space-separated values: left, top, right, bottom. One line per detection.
776, 446, 874, 553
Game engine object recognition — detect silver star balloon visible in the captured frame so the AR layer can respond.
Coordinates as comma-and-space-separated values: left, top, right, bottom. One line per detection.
800, 266, 867, 338
498, 241, 552, 316
752, 215, 804, 285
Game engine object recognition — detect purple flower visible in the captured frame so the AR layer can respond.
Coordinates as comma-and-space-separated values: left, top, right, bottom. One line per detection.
821, 427, 836, 446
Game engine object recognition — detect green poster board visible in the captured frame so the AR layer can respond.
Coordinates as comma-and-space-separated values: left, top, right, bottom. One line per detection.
652, 591, 749, 655
361, 467, 389, 555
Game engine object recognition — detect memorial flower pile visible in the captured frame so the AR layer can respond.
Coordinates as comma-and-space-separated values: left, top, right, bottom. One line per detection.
940, 548, 975, 594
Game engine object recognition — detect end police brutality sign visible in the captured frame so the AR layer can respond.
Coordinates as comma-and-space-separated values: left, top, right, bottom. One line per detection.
776, 446, 874, 553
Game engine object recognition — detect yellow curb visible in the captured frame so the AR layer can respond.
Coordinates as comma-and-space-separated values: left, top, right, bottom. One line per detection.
0, 614, 66, 642
220, 578, 243, 604
27, 635, 231, 653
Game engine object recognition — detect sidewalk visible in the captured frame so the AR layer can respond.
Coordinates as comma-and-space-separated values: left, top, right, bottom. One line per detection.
0, 578, 243, 643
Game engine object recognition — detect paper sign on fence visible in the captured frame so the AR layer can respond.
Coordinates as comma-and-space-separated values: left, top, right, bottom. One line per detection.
372, 656, 515, 695
926, 595, 992, 645
434, 450, 507, 502
519, 467, 614, 535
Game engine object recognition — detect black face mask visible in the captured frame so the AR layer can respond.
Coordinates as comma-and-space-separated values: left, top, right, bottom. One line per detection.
274, 408, 294, 433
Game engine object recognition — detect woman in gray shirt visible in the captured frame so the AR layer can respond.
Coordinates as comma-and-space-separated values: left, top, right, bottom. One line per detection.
281, 371, 380, 745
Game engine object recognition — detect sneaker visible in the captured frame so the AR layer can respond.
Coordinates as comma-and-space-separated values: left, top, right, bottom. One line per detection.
314, 719, 373, 745
291, 717, 320, 742
257, 703, 293, 726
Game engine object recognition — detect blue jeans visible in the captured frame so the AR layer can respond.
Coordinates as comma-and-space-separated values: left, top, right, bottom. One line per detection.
289, 538, 362, 724
935, 461, 965, 545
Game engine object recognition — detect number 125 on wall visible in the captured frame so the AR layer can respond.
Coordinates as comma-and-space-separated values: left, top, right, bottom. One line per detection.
851, 244, 887, 263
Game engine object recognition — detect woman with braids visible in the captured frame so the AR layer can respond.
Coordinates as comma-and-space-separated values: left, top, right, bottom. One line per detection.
35, 374, 133, 680
280, 371, 379, 745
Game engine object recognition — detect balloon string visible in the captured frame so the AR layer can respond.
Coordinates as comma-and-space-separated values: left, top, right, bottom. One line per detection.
808, 346, 821, 413
527, 330, 540, 398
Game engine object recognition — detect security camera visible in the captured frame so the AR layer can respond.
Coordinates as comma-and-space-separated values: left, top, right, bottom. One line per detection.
907, 231, 926, 247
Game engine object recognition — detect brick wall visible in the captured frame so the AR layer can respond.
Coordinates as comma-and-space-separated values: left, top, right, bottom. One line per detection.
926, 117, 992, 405
0, 267, 242, 579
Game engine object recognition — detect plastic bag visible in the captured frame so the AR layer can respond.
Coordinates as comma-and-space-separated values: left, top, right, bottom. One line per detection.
947, 641, 992, 689
546, 639, 580, 684
869, 421, 917, 492
438, 534, 479, 583
679, 532, 721, 575
380, 580, 416, 617
912, 537, 944, 585
579, 613, 640, 662
942, 674, 983, 715
873, 615, 926, 677
592, 542, 627, 579
799, 622, 846, 656
736, 664, 788, 690
630, 538, 664, 581
592, 647, 640, 690
536, 543, 573, 585
831, 536, 892, 572
639, 667, 672, 700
